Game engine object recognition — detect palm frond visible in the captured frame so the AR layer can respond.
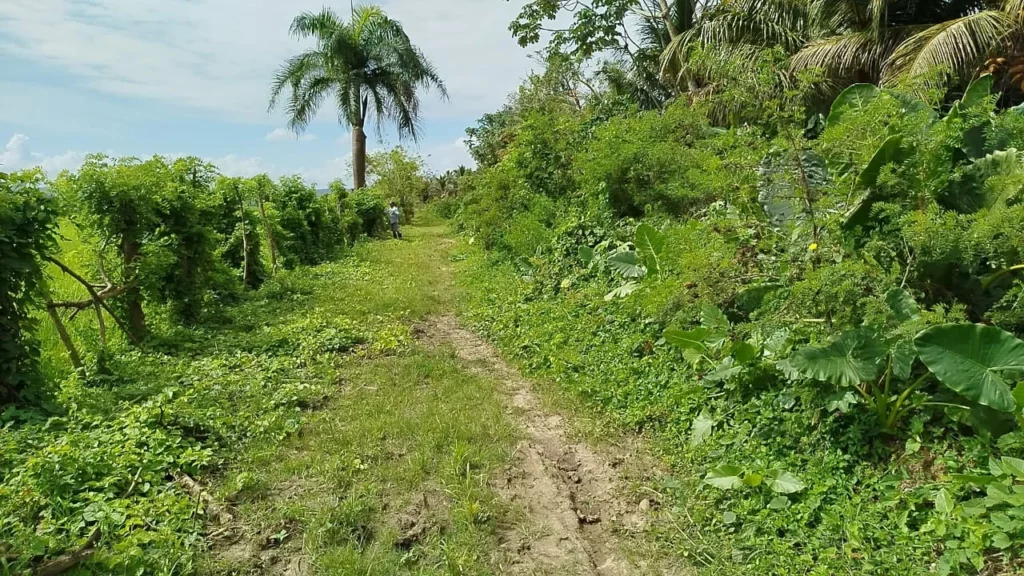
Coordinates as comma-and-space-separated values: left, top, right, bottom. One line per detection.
869, 0, 888, 37
286, 75, 335, 132
808, 0, 860, 34
883, 10, 1015, 83
268, 51, 327, 114
289, 8, 343, 42
1005, 0, 1024, 20
792, 26, 919, 79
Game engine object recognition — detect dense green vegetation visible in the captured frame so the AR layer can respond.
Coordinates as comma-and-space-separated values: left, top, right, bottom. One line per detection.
8, 1, 1024, 574
0, 145, 433, 572
450, 27, 1024, 576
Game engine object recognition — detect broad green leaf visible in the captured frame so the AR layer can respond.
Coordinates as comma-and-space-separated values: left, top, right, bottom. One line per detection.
885, 287, 919, 322
731, 341, 760, 364
700, 304, 730, 334
768, 471, 805, 494
578, 245, 595, 266
635, 223, 665, 274
1015, 382, 1024, 413
723, 511, 737, 524
934, 488, 954, 515
767, 496, 790, 510
742, 473, 763, 488
704, 466, 744, 490
915, 324, 1024, 413
682, 349, 704, 366
990, 458, 1006, 478
690, 411, 713, 447
890, 340, 917, 381
1002, 457, 1024, 477
827, 84, 881, 127
992, 532, 1012, 550
990, 513, 1017, 532
664, 327, 711, 352
604, 281, 641, 301
606, 251, 645, 279
704, 357, 745, 383
951, 474, 998, 487
858, 136, 908, 190
883, 89, 935, 119
845, 136, 909, 228
826, 390, 859, 413
961, 74, 994, 109
789, 329, 887, 387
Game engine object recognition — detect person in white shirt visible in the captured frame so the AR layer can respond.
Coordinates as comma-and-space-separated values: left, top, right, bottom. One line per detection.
387, 202, 403, 239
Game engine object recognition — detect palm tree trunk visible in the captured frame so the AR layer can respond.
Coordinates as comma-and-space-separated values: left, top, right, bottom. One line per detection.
353, 125, 367, 189
657, 0, 680, 39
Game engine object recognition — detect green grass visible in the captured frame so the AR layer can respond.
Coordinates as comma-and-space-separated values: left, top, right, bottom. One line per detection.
199, 224, 523, 574
205, 351, 519, 575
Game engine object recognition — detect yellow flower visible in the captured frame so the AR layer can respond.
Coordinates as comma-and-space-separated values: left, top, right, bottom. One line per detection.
809, 243, 819, 251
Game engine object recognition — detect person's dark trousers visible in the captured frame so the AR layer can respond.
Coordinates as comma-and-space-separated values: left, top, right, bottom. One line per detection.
391, 222, 402, 239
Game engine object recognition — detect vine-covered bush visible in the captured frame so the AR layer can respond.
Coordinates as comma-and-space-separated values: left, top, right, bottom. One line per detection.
0, 169, 57, 403
352, 189, 388, 238
274, 176, 343, 268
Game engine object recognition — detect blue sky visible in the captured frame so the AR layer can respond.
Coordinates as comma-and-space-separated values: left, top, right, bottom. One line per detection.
0, 0, 537, 186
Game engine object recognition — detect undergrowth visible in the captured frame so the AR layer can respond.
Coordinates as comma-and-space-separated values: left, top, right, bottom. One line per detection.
0, 257, 408, 573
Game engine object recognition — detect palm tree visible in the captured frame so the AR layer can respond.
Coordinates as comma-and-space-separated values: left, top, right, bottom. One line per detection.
269, 5, 447, 189
665, 0, 1024, 90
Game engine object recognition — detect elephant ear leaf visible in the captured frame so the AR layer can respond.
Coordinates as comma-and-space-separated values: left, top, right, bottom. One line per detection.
635, 223, 665, 274
915, 324, 1024, 413
961, 74, 994, 109
844, 136, 909, 229
827, 84, 881, 128
607, 251, 645, 279
885, 287, 919, 322
578, 246, 595, 266
789, 329, 887, 387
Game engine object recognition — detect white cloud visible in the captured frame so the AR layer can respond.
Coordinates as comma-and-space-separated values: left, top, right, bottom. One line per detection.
265, 128, 317, 142
1, 134, 87, 174
418, 138, 474, 173
0, 0, 535, 124
34, 150, 88, 174
206, 153, 350, 187
0, 134, 30, 168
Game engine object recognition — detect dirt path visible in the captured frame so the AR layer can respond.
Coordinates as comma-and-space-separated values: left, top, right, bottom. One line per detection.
203, 226, 684, 576
418, 316, 655, 576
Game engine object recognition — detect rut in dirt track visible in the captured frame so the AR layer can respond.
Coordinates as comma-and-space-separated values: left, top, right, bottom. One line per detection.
417, 315, 651, 576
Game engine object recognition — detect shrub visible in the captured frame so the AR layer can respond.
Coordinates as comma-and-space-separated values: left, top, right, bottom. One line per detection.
0, 169, 57, 403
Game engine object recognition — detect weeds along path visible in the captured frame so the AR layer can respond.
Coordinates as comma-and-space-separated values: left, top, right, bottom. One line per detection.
204, 224, 680, 575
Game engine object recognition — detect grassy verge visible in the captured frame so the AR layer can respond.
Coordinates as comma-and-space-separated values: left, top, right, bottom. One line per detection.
452, 239, 964, 575
200, 225, 522, 574
2, 224, 504, 574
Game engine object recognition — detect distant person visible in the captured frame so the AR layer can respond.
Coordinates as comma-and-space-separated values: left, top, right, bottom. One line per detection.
388, 201, 403, 240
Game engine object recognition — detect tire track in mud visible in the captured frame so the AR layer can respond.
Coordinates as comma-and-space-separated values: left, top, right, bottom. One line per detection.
417, 315, 655, 576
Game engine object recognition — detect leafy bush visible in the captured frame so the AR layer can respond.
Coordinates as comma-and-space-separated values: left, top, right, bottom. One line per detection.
365, 147, 427, 223
352, 189, 387, 238
0, 170, 57, 403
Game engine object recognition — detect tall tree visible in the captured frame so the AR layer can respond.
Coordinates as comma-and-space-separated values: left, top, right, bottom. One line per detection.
269, 5, 447, 189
